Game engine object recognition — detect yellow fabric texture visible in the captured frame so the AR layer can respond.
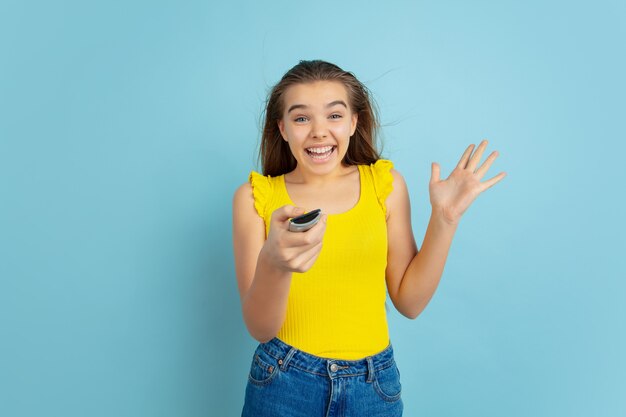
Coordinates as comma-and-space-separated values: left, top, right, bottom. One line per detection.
248, 160, 394, 360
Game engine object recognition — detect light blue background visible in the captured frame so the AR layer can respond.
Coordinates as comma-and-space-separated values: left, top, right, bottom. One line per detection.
1, 0, 624, 416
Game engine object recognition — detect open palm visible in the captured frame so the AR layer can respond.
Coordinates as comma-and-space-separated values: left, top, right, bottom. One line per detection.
429, 140, 506, 225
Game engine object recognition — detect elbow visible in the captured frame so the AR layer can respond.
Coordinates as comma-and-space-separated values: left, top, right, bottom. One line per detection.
255, 335, 275, 344
389, 294, 421, 320
247, 326, 278, 344
405, 302, 428, 319
402, 309, 420, 320
241, 291, 285, 343
396, 302, 423, 320
242, 313, 279, 343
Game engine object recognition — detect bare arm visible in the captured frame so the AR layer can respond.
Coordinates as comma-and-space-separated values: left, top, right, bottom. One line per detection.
385, 141, 506, 319
384, 173, 457, 319
384, 171, 455, 319
232, 183, 327, 342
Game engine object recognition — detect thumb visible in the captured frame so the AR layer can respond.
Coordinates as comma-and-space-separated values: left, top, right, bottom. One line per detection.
430, 162, 440, 184
271, 205, 305, 224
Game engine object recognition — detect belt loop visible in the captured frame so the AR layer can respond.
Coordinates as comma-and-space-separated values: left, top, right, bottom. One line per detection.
280, 347, 297, 371
366, 356, 375, 383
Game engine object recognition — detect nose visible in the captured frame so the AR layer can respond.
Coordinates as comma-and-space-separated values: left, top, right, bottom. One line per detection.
310, 118, 328, 139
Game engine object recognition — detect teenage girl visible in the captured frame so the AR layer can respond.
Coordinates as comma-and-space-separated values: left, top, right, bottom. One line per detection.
232, 60, 506, 416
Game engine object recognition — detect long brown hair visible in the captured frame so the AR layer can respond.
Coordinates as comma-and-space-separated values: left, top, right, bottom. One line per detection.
259, 60, 382, 176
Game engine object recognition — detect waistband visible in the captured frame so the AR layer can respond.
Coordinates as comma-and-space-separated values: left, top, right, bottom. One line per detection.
258, 337, 396, 380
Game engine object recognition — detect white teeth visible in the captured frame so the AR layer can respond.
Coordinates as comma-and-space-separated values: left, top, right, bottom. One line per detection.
306, 146, 333, 154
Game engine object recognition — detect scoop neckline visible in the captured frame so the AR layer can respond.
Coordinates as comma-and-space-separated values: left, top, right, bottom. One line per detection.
280, 165, 363, 217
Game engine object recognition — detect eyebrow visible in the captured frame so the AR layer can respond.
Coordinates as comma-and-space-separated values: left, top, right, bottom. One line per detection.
287, 100, 348, 114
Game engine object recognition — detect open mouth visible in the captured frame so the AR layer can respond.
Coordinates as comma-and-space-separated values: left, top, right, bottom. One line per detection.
305, 145, 336, 160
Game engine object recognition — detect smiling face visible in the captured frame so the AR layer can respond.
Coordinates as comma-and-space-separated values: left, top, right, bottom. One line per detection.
277, 81, 358, 178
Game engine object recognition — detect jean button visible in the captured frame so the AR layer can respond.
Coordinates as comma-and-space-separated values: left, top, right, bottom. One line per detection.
330, 363, 338, 372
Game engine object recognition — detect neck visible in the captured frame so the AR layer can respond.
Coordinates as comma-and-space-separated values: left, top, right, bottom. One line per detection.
286, 163, 356, 186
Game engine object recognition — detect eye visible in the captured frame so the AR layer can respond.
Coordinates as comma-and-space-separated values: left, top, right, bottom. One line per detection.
294, 116, 308, 123
330, 114, 343, 119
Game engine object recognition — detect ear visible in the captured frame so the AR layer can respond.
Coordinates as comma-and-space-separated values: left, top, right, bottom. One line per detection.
350, 113, 358, 136
277, 119, 287, 141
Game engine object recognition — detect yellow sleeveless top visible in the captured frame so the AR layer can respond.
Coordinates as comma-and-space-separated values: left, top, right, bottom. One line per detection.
249, 159, 394, 360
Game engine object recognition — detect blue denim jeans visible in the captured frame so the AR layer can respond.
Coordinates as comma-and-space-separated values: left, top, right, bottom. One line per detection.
241, 337, 403, 417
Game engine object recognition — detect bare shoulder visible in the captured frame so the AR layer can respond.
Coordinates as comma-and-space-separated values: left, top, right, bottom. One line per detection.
386, 168, 410, 220
233, 181, 253, 206
389, 168, 407, 189
232, 181, 261, 221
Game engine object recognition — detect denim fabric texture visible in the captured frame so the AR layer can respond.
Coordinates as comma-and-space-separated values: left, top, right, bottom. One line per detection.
242, 337, 403, 417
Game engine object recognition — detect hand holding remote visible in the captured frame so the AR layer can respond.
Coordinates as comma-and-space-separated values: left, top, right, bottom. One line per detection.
263, 206, 327, 273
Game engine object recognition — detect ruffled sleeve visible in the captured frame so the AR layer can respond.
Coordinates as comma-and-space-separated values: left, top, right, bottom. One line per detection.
370, 159, 394, 215
248, 171, 272, 220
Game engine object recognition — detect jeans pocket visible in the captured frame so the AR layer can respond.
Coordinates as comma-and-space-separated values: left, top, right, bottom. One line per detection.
373, 361, 402, 402
248, 346, 279, 386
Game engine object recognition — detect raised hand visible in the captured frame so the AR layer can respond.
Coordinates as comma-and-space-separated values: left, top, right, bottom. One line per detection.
429, 140, 506, 225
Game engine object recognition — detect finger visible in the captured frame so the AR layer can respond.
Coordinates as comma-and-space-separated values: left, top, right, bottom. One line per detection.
299, 248, 323, 272
271, 205, 305, 229
474, 150, 499, 179
430, 162, 440, 184
304, 213, 328, 240
466, 139, 488, 172
280, 213, 327, 247
479, 171, 507, 192
456, 144, 475, 170
299, 213, 328, 243
291, 241, 324, 272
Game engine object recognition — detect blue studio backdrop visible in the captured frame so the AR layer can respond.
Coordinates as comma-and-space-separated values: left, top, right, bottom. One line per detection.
1, 1, 625, 416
